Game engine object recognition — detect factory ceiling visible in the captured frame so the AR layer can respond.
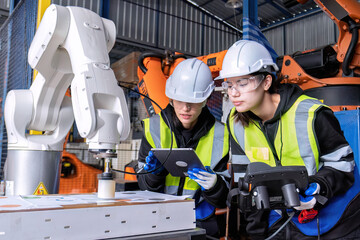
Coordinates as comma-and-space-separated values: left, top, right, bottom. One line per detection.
185, 0, 320, 32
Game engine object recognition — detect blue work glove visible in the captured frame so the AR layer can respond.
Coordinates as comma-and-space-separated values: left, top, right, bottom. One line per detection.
294, 182, 320, 210
144, 151, 164, 174
188, 166, 217, 190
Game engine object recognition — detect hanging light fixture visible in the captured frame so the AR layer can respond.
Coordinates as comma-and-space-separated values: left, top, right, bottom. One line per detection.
225, 0, 242, 9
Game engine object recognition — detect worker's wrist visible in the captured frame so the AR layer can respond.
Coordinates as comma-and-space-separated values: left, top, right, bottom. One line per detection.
308, 176, 330, 198
202, 174, 220, 192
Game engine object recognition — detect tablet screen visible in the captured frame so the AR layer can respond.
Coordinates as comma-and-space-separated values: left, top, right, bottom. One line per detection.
151, 148, 206, 177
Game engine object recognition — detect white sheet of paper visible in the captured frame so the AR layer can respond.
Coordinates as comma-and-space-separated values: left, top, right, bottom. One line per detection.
0, 196, 35, 211
0, 191, 192, 211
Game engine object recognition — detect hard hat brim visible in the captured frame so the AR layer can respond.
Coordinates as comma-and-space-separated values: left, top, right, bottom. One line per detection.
165, 84, 214, 103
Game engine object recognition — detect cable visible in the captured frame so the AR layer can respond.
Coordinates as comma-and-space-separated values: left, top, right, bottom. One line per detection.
110, 83, 174, 176
138, 51, 187, 74
265, 211, 295, 240
233, 7, 240, 39
279, 112, 283, 162
317, 215, 321, 240
342, 17, 359, 76
138, 52, 164, 74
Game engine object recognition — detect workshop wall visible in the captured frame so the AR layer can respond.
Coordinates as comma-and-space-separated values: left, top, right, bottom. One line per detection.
0, 0, 37, 179
52, 0, 239, 57
264, 12, 338, 56
52, 0, 101, 14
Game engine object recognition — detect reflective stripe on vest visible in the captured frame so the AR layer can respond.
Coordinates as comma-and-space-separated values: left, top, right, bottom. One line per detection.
228, 95, 360, 235
228, 112, 250, 179
143, 113, 229, 197
229, 95, 324, 175
143, 114, 176, 149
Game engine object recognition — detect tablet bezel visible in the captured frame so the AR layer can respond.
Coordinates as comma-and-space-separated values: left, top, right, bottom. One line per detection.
151, 148, 206, 177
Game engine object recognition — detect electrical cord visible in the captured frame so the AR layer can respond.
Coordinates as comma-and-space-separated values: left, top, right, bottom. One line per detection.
342, 17, 359, 76
251, 93, 289, 240
317, 216, 321, 240
138, 52, 164, 74
265, 211, 295, 240
279, 112, 283, 163
110, 83, 174, 176
138, 51, 187, 74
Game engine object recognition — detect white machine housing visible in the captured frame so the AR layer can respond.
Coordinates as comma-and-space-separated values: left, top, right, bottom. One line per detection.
4, 4, 130, 195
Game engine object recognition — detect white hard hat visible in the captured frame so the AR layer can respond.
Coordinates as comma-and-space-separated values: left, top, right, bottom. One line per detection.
215, 40, 279, 80
165, 58, 214, 103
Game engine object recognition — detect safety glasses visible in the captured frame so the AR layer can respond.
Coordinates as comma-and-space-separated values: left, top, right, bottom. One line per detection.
170, 100, 205, 110
222, 74, 265, 93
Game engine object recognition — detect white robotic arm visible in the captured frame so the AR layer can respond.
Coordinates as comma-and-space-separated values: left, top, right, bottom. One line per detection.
4, 4, 130, 195
62, 5, 130, 150
5, 4, 74, 151
6, 4, 130, 151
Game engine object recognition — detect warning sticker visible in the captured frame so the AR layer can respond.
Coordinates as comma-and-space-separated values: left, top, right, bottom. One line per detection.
33, 182, 49, 195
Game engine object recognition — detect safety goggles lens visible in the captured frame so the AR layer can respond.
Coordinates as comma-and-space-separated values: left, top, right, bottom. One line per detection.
222, 74, 265, 93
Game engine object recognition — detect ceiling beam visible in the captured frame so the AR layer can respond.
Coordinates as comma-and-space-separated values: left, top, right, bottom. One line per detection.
261, 7, 322, 31
183, 0, 242, 32
265, 0, 292, 17
200, 0, 214, 7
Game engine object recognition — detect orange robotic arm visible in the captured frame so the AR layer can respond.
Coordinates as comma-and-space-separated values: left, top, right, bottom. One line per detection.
278, 0, 360, 111
137, 50, 227, 117
137, 0, 360, 113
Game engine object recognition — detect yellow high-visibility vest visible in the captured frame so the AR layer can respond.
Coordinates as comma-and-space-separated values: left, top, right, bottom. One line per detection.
143, 113, 229, 196
228, 95, 327, 175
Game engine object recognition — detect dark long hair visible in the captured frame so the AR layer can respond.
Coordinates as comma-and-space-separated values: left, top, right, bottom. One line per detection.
232, 72, 279, 126
169, 98, 210, 129
172, 106, 183, 129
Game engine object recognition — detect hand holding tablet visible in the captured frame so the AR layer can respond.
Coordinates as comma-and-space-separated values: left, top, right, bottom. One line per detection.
151, 148, 206, 177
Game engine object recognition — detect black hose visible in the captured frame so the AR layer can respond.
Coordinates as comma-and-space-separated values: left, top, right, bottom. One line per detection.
114, 83, 174, 176
173, 54, 188, 60
138, 52, 165, 74
138, 52, 188, 74
342, 18, 359, 76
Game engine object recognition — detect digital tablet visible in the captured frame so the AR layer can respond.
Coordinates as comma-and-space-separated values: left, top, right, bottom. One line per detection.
151, 148, 206, 177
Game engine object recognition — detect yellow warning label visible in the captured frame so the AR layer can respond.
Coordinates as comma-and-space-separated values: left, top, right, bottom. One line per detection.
33, 182, 49, 195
